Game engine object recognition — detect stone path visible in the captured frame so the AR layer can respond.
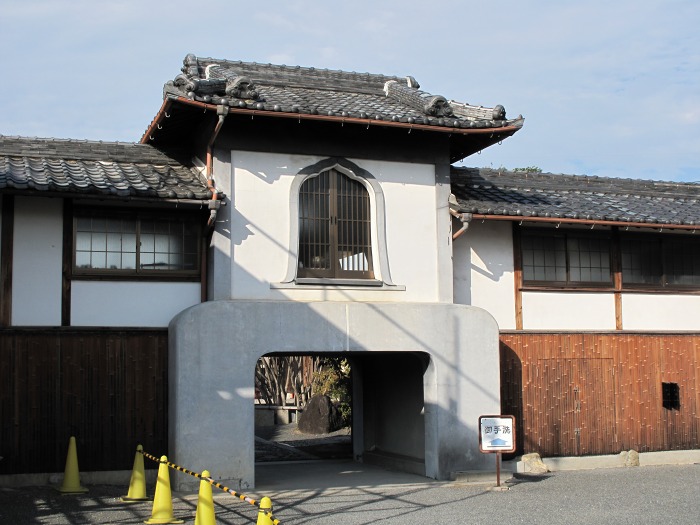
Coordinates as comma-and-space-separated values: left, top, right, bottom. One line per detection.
255, 424, 352, 462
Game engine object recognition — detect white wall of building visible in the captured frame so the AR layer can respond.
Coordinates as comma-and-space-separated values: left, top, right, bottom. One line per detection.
453, 220, 516, 329
522, 292, 617, 330
622, 294, 700, 331
224, 151, 443, 302
71, 281, 201, 327
12, 197, 63, 326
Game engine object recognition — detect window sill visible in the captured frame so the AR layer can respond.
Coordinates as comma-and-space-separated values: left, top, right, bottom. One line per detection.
71, 273, 201, 282
271, 278, 405, 290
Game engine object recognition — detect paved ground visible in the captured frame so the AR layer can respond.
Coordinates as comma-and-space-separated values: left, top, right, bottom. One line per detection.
1, 463, 699, 524
1, 426, 698, 524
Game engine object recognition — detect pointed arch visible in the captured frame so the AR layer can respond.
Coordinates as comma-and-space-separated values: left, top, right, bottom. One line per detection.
281, 157, 395, 286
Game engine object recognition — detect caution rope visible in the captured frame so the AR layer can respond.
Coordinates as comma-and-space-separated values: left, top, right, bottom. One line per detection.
140, 449, 280, 525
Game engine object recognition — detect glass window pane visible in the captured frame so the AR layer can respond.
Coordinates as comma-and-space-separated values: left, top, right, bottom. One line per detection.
122, 233, 137, 252
155, 234, 170, 253
621, 238, 662, 285
141, 234, 155, 252
122, 252, 136, 270
92, 233, 106, 251
106, 252, 122, 270
75, 252, 91, 268
91, 252, 107, 269
76, 231, 91, 251
140, 252, 155, 270
107, 233, 122, 251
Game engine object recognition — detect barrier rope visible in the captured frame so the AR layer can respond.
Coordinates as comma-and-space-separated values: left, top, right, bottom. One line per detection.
140, 449, 280, 525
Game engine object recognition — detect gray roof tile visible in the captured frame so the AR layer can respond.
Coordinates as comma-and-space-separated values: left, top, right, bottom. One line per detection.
0, 136, 210, 200
451, 168, 700, 226
162, 54, 523, 131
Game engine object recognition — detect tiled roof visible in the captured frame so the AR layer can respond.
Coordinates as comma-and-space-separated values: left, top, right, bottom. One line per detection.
161, 54, 524, 132
451, 168, 700, 226
0, 136, 210, 200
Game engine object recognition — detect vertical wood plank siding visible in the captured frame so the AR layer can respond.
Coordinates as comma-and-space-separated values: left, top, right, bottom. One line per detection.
500, 333, 700, 457
0, 329, 167, 475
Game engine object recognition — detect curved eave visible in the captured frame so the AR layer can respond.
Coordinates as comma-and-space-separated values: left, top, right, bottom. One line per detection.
141, 97, 523, 146
470, 214, 700, 231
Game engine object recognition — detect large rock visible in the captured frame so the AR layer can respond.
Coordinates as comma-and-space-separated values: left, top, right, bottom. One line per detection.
519, 452, 550, 475
298, 394, 342, 434
619, 449, 640, 467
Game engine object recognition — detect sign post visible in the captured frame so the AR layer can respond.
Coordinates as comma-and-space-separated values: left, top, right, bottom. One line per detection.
479, 415, 516, 487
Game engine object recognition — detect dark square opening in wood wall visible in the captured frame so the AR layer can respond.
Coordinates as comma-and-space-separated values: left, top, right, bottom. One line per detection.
662, 382, 680, 410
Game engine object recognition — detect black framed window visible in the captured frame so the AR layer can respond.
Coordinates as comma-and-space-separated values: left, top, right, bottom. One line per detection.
74, 210, 200, 277
521, 230, 612, 286
298, 169, 373, 279
621, 235, 700, 288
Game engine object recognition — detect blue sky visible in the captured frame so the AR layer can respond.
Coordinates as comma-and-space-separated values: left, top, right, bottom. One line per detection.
1, 0, 698, 182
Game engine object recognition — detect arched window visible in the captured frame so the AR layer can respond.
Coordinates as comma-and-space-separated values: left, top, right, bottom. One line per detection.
298, 169, 373, 279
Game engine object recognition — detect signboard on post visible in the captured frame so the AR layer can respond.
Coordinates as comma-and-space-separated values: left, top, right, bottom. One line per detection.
479, 415, 516, 488
479, 415, 516, 453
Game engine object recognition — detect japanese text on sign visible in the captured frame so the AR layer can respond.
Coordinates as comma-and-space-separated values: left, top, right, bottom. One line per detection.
479, 415, 515, 453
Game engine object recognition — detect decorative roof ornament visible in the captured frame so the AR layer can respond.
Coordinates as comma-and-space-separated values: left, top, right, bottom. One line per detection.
170, 54, 260, 102
384, 80, 454, 117
157, 53, 523, 141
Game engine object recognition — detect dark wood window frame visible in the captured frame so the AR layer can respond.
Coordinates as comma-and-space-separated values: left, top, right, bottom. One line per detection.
620, 233, 700, 290
517, 226, 700, 293
520, 228, 613, 289
297, 169, 374, 280
71, 208, 202, 281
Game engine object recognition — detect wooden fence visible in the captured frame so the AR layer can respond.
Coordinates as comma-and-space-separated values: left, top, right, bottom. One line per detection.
3, 328, 699, 475
500, 332, 700, 457
0, 328, 168, 474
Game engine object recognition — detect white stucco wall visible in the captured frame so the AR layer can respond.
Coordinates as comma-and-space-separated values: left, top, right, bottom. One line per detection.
169, 301, 501, 489
522, 292, 617, 330
12, 197, 63, 326
622, 294, 700, 330
222, 151, 443, 302
71, 281, 201, 327
453, 220, 516, 329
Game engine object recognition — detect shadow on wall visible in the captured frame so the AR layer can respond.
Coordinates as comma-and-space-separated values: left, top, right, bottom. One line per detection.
499, 341, 524, 459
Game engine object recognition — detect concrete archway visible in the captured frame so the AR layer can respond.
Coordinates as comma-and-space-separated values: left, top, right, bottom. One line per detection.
169, 301, 500, 490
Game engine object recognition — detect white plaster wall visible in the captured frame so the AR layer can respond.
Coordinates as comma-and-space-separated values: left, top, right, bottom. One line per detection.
522, 292, 617, 330
453, 220, 516, 329
169, 301, 501, 489
71, 281, 201, 327
228, 151, 441, 302
622, 294, 700, 330
12, 197, 63, 326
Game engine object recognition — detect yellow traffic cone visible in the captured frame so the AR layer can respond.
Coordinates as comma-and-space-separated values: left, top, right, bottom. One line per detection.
194, 470, 215, 525
256, 497, 274, 525
121, 444, 149, 502
144, 455, 184, 524
57, 436, 88, 494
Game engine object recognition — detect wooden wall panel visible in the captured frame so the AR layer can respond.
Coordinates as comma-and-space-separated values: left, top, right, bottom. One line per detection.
501, 332, 700, 458
0, 329, 168, 475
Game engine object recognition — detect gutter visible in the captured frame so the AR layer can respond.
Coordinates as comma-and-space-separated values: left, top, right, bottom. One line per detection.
206, 104, 229, 229
161, 96, 524, 137
449, 208, 473, 240
469, 214, 700, 232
